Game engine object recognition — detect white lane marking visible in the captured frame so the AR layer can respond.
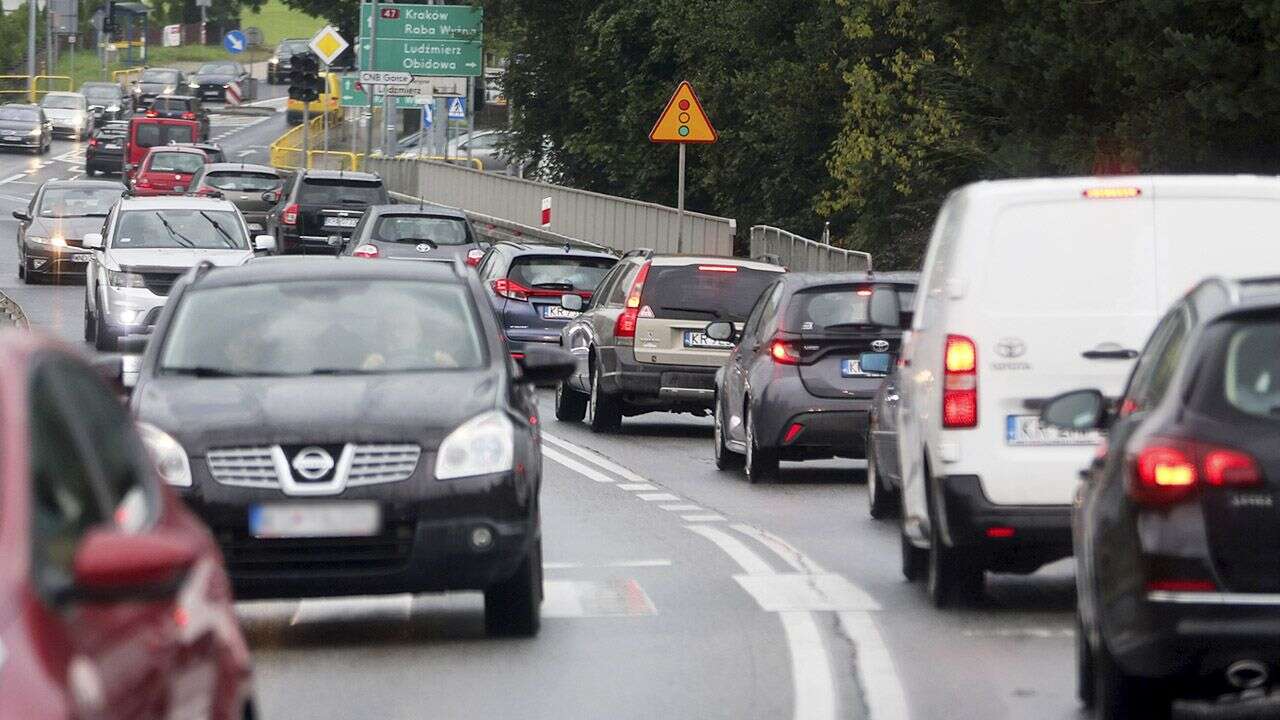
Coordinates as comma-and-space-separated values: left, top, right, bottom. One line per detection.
0, 173, 26, 185
780, 611, 838, 720
732, 523, 823, 573
289, 594, 412, 625
636, 492, 681, 502
682, 513, 726, 522
247, 95, 288, 107
735, 574, 880, 612
0, 193, 30, 203
659, 503, 703, 512
542, 446, 614, 483
236, 150, 255, 157
839, 612, 909, 720
541, 432, 651, 483
542, 579, 657, 618
617, 482, 658, 491
544, 559, 672, 570
686, 525, 776, 576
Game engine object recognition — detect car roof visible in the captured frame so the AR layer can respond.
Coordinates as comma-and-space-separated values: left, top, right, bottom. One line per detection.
954, 175, 1280, 204
493, 239, 616, 259
38, 179, 124, 190
117, 195, 238, 212
646, 255, 786, 272
192, 257, 466, 289
782, 271, 921, 289
301, 169, 381, 182
365, 203, 467, 219
2, 103, 37, 110
201, 162, 278, 174
42, 91, 82, 98
144, 145, 207, 156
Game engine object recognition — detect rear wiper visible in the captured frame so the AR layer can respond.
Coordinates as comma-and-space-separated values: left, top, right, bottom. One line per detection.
663, 306, 719, 318
163, 366, 246, 377
533, 282, 573, 290
154, 212, 195, 248
198, 211, 237, 248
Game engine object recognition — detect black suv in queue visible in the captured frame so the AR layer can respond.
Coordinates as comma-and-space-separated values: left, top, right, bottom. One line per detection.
267, 39, 312, 84
1040, 276, 1280, 719
128, 257, 575, 636
265, 170, 390, 255
556, 250, 785, 431
85, 120, 129, 176
145, 95, 210, 141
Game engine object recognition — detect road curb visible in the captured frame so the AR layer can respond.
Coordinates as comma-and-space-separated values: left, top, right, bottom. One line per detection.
0, 290, 29, 330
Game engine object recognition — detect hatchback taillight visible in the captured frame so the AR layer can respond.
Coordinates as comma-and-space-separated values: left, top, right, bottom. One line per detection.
769, 338, 800, 365
614, 261, 651, 340
1130, 438, 1261, 506
281, 203, 298, 226
352, 244, 379, 258
943, 334, 977, 428
182, 111, 196, 120
466, 248, 485, 266
144, 109, 158, 118
492, 278, 530, 301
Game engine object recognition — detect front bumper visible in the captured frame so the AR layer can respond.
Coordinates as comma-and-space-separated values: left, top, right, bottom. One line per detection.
194, 84, 227, 102
599, 348, 718, 411
0, 134, 42, 149
100, 285, 166, 335
937, 474, 1072, 573
24, 242, 92, 275
49, 121, 85, 137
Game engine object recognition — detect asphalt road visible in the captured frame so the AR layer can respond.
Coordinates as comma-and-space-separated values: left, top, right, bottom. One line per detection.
0, 83, 1089, 720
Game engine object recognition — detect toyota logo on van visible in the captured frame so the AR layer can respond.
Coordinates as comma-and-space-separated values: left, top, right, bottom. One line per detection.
871, 340, 890, 352
995, 337, 1026, 358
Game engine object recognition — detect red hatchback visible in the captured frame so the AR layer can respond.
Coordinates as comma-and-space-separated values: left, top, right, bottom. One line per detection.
131, 146, 209, 196
0, 332, 254, 720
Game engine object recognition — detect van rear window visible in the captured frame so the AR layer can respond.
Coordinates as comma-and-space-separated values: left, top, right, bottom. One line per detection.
641, 265, 778, 322
135, 123, 195, 148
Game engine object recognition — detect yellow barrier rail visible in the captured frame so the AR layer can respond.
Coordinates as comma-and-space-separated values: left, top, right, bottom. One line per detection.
111, 68, 142, 88
268, 116, 486, 173
32, 75, 71, 102
0, 75, 31, 103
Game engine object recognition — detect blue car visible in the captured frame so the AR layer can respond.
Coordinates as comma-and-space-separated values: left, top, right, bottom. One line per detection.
476, 241, 618, 359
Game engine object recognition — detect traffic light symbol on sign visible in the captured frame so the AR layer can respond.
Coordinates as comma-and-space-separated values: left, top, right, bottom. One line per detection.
649, 81, 717, 144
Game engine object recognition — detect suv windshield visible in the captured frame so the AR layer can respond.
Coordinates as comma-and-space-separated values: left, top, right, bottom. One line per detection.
642, 264, 780, 322
279, 41, 310, 56
509, 255, 614, 292
159, 280, 486, 376
204, 172, 281, 192
198, 62, 238, 75
113, 209, 246, 250
141, 70, 179, 84
787, 284, 917, 332
373, 215, 471, 245
41, 95, 82, 110
300, 178, 385, 205
39, 187, 121, 217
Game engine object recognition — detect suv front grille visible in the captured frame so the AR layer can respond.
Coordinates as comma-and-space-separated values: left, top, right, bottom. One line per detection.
205, 443, 422, 492
348, 444, 422, 487
140, 271, 183, 296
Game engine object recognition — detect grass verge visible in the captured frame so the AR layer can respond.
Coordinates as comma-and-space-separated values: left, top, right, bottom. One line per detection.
241, 0, 328, 47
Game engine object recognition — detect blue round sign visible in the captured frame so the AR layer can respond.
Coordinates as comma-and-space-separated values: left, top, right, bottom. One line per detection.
223, 30, 247, 54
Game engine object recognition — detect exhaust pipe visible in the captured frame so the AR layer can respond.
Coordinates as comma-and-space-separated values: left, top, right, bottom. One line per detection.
1225, 660, 1269, 690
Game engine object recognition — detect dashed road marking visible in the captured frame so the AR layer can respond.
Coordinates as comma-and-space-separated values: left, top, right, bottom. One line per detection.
659, 503, 703, 512
542, 579, 657, 618
543, 446, 615, 483
542, 432, 650, 483
0, 173, 26, 184
682, 513, 726, 522
636, 492, 681, 502
617, 482, 658, 491
545, 559, 672, 570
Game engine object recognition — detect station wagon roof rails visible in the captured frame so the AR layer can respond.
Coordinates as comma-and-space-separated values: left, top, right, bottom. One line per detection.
621, 248, 654, 260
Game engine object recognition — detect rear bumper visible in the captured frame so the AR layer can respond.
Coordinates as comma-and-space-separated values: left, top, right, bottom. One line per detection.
600, 348, 717, 411
279, 231, 345, 254
938, 474, 1072, 572
755, 380, 871, 458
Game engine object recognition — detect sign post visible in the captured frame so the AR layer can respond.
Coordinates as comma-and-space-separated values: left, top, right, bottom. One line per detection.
649, 81, 718, 253
310, 26, 350, 169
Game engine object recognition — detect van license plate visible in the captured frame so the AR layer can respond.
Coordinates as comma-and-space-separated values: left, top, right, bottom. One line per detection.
542, 304, 579, 319
1005, 415, 1101, 447
249, 502, 380, 539
684, 331, 734, 349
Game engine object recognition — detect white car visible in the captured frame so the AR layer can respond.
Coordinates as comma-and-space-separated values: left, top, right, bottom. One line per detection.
895, 175, 1280, 607
83, 195, 275, 351
39, 91, 89, 141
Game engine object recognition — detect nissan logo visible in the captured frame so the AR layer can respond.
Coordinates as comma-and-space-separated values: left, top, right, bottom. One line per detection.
292, 447, 334, 481
996, 337, 1026, 358
871, 339, 890, 352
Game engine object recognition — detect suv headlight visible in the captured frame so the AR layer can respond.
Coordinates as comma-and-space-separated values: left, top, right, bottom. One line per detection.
106, 105, 120, 112
26, 234, 48, 245
269, 57, 279, 65
107, 270, 147, 288
27, 127, 40, 136
435, 410, 515, 480
137, 423, 192, 487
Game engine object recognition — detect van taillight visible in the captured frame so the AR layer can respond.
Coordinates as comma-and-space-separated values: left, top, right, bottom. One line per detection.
614, 261, 651, 339
1130, 439, 1261, 506
466, 248, 485, 266
942, 334, 977, 428
281, 203, 298, 226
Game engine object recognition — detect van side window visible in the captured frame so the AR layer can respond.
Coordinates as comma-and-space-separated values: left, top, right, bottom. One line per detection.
1121, 305, 1190, 414
604, 263, 638, 307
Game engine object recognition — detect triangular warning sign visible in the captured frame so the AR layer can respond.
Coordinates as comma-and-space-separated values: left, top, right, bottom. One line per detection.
649, 81, 717, 144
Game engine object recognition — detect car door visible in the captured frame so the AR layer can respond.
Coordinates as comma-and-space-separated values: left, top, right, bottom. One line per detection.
722, 284, 774, 443
564, 259, 629, 392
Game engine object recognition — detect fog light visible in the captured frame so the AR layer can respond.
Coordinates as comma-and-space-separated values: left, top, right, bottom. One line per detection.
117, 309, 141, 324
470, 526, 494, 550
31, 258, 47, 269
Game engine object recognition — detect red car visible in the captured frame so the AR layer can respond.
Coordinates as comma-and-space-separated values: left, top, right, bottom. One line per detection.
0, 332, 254, 720
131, 145, 209, 196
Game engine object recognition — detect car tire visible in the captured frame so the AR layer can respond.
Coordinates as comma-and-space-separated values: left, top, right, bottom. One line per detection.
554, 380, 587, 422
16, 255, 24, 280
1076, 613, 1096, 709
484, 537, 542, 638
93, 296, 118, 352
744, 404, 777, 483
83, 300, 96, 343
900, 527, 926, 582
1094, 631, 1170, 720
586, 358, 622, 433
713, 396, 743, 471
867, 442, 899, 520
926, 503, 984, 608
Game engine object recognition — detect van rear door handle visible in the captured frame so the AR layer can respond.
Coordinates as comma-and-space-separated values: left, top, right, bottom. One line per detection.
1082, 348, 1138, 360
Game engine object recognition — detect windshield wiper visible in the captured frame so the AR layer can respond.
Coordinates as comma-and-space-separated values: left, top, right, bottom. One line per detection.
154, 212, 195, 248
198, 211, 237, 248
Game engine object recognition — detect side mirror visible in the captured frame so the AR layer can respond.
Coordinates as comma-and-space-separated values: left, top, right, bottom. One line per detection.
1040, 389, 1108, 432
517, 345, 576, 385
254, 234, 277, 253
82, 232, 104, 249
867, 287, 902, 328
70, 529, 197, 603
560, 294, 585, 312
261, 190, 279, 203
12, 209, 30, 221
705, 320, 737, 343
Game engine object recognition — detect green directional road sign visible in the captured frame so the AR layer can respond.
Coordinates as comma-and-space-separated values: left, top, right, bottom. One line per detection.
359, 3, 482, 42
339, 75, 419, 109
357, 37, 482, 77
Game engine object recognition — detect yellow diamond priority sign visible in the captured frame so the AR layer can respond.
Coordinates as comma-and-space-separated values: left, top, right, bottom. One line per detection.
649, 81, 717, 144
310, 26, 349, 66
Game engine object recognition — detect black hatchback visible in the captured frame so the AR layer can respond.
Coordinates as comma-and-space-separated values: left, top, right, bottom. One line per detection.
708, 272, 915, 482
128, 257, 574, 636
1041, 276, 1280, 719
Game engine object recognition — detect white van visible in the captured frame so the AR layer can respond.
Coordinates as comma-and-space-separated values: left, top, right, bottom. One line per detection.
896, 175, 1280, 607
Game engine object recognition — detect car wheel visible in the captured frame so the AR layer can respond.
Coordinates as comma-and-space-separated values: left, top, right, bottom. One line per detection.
900, 527, 926, 582
586, 359, 622, 433
713, 396, 743, 471
1076, 613, 1096, 709
926, 502, 984, 608
93, 296, 118, 352
744, 405, 777, 483
484, 537, 542, 637
867, 443, 899, 520
1094, 630, 1170, 720
83, 300, 96, 343
16, 252, 24, 280
554, 380, 587, 422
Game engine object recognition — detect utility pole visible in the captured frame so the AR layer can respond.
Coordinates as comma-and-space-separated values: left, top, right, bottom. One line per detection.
27, 0, 36, 100
364, 0, 377, 164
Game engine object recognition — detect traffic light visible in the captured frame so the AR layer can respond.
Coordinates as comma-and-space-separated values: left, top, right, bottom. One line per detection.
473, 77, 486, 112
102, 1, 117, 36
288, 53, 321, 103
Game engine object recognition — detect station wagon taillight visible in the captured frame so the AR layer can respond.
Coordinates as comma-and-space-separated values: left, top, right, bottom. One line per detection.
491, 278, 529, 301
281, 203, 298, 226
352, 243, 379, 258
943, 334, 977, 428
1130, 439, 1261, 506
614, 261, 651, 339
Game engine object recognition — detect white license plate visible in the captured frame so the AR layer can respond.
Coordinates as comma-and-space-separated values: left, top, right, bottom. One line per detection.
248, 502, 381, 539
325, 217, 359, 228
247, 222, 263, 232
542, 304, 579, 319
1005, 415, 1101, 447
683, 330, 734, 349
104, 142, 120, 149
71, 253, 92, 263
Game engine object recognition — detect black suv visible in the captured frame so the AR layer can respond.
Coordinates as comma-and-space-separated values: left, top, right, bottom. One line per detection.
146, 95, 209, 141
86, 120, 129, 176
266, 170, 390, 255
556, 250, 785, 431
128, 257, 575, 636
1040, 276, 1280, 719
267, 39, 311, 84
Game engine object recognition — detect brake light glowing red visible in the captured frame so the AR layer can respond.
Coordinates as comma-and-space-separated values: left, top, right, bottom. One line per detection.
614, 262, 651, 339
352, 243, 379, 258
698, 264, 738, 273
770, 339, 800, 365
144, 109, 158, 118
1203, 448, 1261, 486
1083, 187, 1141, 199
466, 248, 485, 266
943, 335, 977, 428
181, 112, 196, 120
281, 203, 298, 226
1128, 438, 1261, 506
88, 138, 98, 147
1145, 579, 1216, 593
492, 278, 530, 301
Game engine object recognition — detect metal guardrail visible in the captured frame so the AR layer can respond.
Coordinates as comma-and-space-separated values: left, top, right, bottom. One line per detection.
366, 157, 736, 257
112, 68, 142, 88
0, 75, 75, 103
749, 225, 871, 272
0, 291, 29, 330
